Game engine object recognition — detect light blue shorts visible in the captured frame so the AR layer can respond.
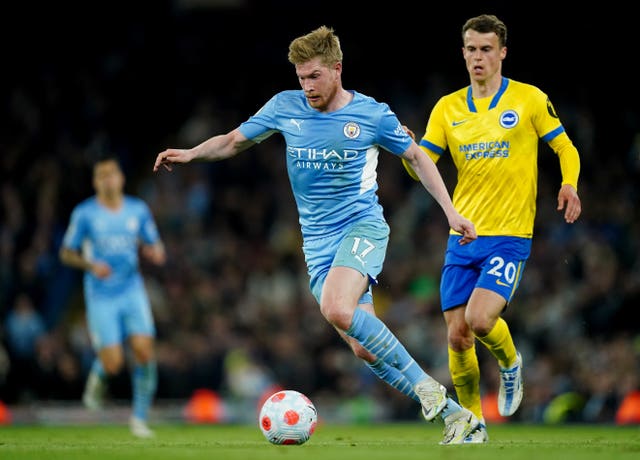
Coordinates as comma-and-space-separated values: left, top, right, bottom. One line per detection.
85, 279, 155, 350
440, 235, 532, 311
303, 220, 390, 306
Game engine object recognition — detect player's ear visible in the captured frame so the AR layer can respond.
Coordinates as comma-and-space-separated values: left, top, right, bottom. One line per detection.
333, 61, 342, 78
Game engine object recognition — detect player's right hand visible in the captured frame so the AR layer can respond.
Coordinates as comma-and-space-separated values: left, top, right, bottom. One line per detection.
153, 148, 193, 172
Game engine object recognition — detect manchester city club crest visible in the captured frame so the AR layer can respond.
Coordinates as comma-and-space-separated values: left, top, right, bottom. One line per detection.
343, 121, 360, 139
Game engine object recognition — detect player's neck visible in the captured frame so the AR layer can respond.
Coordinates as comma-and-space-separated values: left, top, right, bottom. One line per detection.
97, 194, 123, 210
325, 88, 353, 112
470, 74, 503, 99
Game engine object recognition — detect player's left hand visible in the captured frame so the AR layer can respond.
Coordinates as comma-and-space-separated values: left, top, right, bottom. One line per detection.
142, 244, 167, 266
402, 125, 416, 141
557, 184, 581, 223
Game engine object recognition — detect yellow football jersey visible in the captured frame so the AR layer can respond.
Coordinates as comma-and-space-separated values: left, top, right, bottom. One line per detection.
405, 77, 579, 237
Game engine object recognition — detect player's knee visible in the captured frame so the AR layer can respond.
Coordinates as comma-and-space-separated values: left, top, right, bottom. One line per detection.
448, 330, 475, 351
102, 358, 124, 375
132, 347, 155, 364
467, 317, 493, 337
320, 302, 351, 331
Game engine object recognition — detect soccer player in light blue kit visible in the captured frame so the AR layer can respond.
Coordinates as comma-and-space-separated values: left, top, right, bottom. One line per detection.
154, 25, 479, 444
60, 154, 166, 438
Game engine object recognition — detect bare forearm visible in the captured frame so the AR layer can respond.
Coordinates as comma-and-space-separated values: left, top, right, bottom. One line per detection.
420, 167, 457, 219
408, 152, 475, 242
406, 147, 456, 217
191, 133, 244, 162
154, 128, 254, 172
59, 248, 93, 271
60, 248, 111, 278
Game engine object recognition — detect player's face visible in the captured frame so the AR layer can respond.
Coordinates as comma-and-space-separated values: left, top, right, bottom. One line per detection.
295, 57, 341, 112
462, 30, 506, 84
93, 160, 124, 199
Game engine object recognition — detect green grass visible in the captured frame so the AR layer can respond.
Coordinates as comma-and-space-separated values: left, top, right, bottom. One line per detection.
1, 423, 639, 460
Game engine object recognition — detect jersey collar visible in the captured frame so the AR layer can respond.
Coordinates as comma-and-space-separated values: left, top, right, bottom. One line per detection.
466, 77, 509, 112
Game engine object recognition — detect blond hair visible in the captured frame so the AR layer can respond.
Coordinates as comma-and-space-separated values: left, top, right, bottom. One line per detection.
288, 25, 343, 67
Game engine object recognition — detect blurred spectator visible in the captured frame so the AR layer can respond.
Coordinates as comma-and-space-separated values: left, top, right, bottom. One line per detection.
5, 293, 46, 360
3, 292, 47, 401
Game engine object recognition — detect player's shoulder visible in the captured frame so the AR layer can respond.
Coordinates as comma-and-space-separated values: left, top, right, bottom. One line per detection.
265, 90, 308, 113
351, 90, 375, 102
439, 86, 468, 105
73, 196, 98, 214
349, 91, 395, 115
506, 78, 547, 98
351, 90, 384, 106
123, 195, 149, 208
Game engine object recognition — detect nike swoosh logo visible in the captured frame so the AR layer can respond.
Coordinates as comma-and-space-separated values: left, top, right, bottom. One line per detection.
452, 120, 467, 126
496, 279, 510, 287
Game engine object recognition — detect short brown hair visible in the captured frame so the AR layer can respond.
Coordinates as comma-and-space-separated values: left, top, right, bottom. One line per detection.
288, 25, 343, 67
462, 14, 507, 48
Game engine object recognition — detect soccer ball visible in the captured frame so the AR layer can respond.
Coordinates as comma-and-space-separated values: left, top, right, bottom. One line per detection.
258, 389, 318, 445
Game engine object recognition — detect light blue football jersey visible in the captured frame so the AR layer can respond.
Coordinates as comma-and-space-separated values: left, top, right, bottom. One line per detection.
239, 90, 413, 240
61, 196, 162, 299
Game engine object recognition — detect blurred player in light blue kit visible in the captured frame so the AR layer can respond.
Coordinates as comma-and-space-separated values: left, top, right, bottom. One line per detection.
402, 14, 582, 442
154, 25, 481, 444
60, 154, 166, 438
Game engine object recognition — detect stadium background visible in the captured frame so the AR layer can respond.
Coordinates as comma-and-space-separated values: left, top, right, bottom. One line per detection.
1, 0, 639, 425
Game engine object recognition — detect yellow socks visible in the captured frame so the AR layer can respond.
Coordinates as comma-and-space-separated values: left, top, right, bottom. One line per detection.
448, 344, 483, 420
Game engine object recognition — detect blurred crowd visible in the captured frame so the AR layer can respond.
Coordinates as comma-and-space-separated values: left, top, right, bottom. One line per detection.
2, 4, 640, 425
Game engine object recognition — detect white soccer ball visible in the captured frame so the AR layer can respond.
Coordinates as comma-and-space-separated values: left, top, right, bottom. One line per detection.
258, 389, 318, 445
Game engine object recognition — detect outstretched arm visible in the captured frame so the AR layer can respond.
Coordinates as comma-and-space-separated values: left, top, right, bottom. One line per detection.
401, 142, 477, 245
153, 128, 255, 172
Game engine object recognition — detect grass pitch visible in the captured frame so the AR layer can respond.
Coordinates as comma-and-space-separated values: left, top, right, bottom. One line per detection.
1, 422, 639, 460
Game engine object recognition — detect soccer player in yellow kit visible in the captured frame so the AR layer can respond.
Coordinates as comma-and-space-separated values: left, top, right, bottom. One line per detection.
403, 14, 582, 442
